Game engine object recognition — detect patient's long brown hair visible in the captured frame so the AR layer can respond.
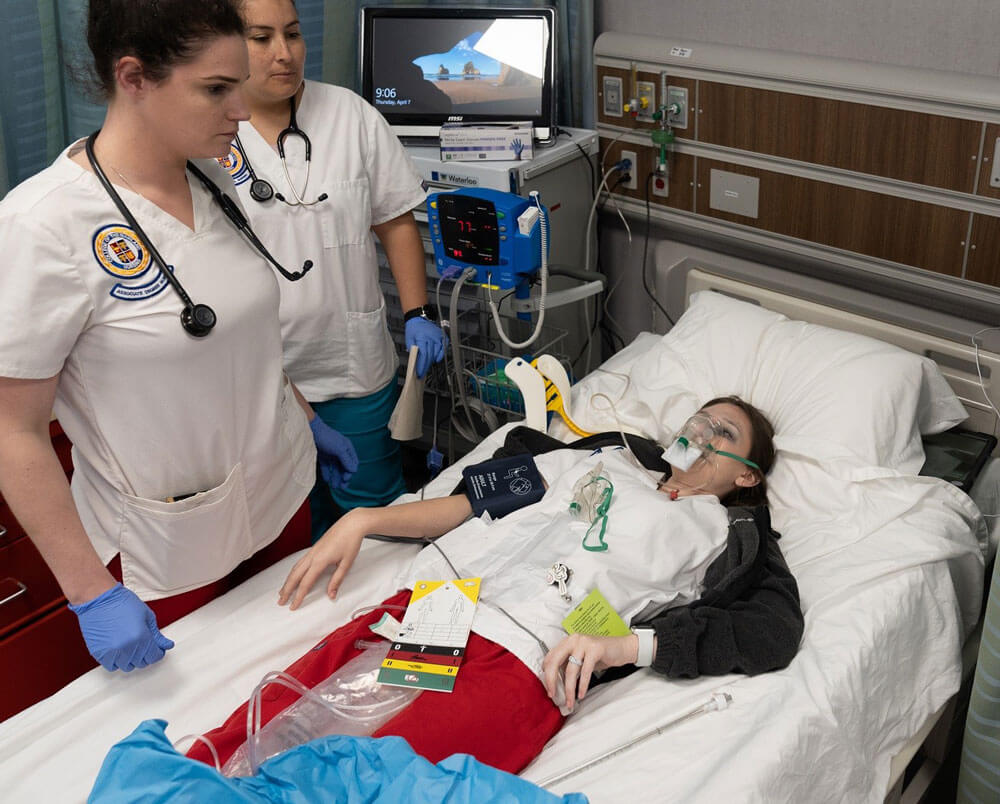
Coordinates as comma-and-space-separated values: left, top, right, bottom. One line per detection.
701, 395, 775, 508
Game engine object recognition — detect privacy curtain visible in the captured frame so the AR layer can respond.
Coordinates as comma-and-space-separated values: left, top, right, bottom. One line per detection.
958, 553, 1000, 802
0, 0, 325, 198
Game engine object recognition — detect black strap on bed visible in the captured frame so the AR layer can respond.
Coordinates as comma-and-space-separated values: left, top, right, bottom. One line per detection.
449, 426, 669, 496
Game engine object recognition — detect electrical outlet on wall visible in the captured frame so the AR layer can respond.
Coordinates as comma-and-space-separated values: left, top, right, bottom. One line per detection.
619, 149, 638, 190
602, 75, 623, 117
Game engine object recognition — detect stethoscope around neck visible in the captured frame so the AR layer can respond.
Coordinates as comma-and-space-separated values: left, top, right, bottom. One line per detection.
85, 131, 313, 338
237, 95, 328, 206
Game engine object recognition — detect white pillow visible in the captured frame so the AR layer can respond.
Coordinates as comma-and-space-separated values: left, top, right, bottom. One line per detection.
566, 290, 966, 473
565, 292, 784, 445
663, 290, 783, 400
671, 291, 967, 473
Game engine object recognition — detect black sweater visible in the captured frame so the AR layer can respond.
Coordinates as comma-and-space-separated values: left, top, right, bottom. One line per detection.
462, 426, 804, 679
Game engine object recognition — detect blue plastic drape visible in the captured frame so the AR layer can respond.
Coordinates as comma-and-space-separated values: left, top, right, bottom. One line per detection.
88, 719, 589, 804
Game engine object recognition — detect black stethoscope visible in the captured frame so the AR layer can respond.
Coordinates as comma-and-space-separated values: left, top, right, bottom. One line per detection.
236, 95, 328, 206
86, 131, 313, 338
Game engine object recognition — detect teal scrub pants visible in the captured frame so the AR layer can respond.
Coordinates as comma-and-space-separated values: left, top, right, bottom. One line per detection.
308, 379, 408, 541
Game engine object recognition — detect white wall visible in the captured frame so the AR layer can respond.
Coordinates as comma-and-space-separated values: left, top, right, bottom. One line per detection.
595, 0, 1000, 77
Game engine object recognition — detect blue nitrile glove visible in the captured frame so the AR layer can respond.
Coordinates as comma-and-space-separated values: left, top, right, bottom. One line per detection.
405, 317, 448, 379
309, 416, 359, 490
68, 583, 174, 672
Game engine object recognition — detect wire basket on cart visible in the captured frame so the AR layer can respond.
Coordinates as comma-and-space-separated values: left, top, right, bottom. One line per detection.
448, 305, 571, 419
380, 264, 573, 452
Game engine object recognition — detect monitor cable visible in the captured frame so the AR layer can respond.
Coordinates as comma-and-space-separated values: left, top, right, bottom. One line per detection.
486, 192, 549, 350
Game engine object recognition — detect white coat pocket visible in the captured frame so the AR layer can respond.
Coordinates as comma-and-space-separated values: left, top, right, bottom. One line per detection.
320, 178, 371, 248
347, 298, 396, 391
118, 463, 252, 599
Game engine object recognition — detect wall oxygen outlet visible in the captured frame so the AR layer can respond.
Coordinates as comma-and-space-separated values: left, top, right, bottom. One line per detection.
635, 80, 656, 122
666, 86, 689, 129
619, 149, 638, 190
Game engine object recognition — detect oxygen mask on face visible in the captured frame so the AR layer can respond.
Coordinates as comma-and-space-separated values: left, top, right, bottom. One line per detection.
661, 412, 760, 480
663, 412, 720, 472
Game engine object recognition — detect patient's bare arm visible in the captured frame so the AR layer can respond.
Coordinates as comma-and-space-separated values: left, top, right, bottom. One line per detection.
278, 494, 473, 610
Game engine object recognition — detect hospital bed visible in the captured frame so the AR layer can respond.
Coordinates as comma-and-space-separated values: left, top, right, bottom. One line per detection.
0, 269, 995, 803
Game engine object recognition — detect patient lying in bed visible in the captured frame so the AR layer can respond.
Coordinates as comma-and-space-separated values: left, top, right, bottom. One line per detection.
193, 397, 803, 774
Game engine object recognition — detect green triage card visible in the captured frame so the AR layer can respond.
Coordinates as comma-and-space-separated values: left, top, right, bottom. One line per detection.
561, 588, 631, 636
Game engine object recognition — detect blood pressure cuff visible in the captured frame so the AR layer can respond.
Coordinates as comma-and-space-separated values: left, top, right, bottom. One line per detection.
461, 453, 545, 519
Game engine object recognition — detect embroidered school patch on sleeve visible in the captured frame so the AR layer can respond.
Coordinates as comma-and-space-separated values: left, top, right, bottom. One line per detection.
92, 224, 170, 301
217, 143, 250, 186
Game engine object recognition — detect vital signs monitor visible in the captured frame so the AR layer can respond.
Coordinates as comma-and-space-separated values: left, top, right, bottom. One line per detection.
426, 187, 546, 289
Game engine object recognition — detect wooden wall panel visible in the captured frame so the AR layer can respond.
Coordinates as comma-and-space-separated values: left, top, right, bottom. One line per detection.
695, 159, 968, 276
697, 82, 981, 193
966, 214, 1000, 285
599, 137, 694, 211
977, 124, 1000, 201
595, 62, 1000, 290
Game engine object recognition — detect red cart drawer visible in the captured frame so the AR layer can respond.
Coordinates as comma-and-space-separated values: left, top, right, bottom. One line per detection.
0, 602, 96, 722
0, 534, 65, 636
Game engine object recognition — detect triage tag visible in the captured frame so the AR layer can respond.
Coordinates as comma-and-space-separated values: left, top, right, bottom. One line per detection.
378, 577, 481, 693
561, 588, 631, 637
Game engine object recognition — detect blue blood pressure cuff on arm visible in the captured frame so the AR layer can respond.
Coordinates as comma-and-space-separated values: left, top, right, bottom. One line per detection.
461, 453, 545, 519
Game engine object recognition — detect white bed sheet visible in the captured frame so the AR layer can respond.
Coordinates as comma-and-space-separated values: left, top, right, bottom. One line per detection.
0, 338, 986, 803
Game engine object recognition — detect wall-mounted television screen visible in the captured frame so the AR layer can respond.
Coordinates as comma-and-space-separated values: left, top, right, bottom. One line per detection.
360, 6, 557, 141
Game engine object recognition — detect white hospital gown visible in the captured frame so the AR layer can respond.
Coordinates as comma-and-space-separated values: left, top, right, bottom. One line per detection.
400, 447, 731, 682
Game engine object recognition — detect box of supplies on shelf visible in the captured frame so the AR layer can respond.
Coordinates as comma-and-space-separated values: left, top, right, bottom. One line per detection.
439, 121, 534, 162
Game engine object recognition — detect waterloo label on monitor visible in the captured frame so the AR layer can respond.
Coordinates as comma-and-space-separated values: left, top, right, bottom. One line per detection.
360, 6, 557, 141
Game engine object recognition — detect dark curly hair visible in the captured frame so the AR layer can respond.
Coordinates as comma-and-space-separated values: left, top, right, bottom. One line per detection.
86, 0, 245, 97
700, 395, 776, 508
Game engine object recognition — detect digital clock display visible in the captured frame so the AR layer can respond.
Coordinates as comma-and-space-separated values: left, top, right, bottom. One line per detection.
437, 195, 499, 266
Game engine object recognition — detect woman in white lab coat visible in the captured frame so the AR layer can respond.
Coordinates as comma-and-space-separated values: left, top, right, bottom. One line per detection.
0, 0, 352, 674
222, 0, 447, 537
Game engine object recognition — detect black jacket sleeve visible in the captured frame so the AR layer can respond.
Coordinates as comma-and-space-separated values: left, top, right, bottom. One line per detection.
644, 505, 804, 678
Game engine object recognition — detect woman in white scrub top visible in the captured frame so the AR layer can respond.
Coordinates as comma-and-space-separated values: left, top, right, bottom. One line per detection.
222, 0, 447, 537
0, 0, 330, 676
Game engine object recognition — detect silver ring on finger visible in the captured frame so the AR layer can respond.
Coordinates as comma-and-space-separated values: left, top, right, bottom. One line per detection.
567, 654, 583, 666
